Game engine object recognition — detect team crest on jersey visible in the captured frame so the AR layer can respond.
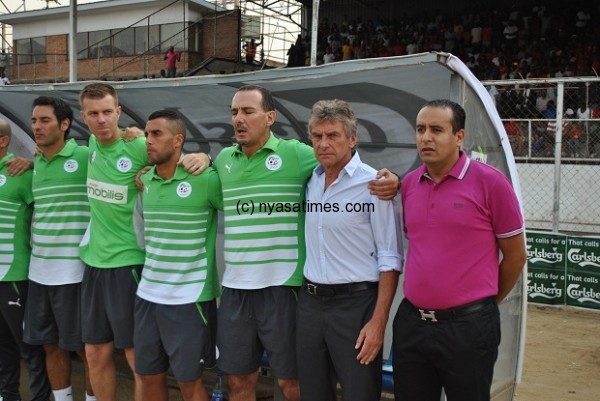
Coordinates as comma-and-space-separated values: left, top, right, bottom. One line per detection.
265, 154, 282, 171
64, 159, 79, 173
177, 182, 192, 198
116, 157, 133, 173
0, 174, 6, 186
90, 151, 97, 164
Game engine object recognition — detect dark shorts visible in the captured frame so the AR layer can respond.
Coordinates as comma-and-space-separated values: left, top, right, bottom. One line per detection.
134, 297, 217, 382
0, 281, 52, 401
81, 265, 142, 349
23, 281, 84, 351
217, 286, 299, 379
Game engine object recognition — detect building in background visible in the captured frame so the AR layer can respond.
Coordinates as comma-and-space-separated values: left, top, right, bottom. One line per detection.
0, 0, 305, 83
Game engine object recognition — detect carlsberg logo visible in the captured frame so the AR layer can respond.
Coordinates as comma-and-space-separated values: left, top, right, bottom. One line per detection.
567, 248, 600, 267
527, 280, 562, 300
567, 284, 600, 304
527, 245, 563, 264
87, 178, 127, 205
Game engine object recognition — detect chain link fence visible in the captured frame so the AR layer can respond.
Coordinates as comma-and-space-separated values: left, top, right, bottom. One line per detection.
483, 77, 600, 234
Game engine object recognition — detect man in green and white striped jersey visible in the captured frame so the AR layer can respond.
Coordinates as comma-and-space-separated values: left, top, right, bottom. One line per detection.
24, 96, 95, 401
0, 119, 52, 401
135, 109, 223, 401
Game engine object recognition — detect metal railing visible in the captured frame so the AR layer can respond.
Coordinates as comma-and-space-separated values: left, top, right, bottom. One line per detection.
483, 77, 600, 234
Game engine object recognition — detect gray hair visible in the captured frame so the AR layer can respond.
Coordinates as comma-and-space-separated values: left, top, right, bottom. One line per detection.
308, 99, 357, 138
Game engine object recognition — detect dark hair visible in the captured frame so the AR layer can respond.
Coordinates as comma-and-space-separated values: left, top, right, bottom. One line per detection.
236, 85, 275, 112
32, 96, 74, 139
79, 82, 118, 106
147, 109, 186, 139
422, 99, 466, 133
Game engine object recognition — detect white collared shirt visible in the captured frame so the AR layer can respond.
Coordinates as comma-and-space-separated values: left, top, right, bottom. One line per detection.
304, 151, 403, 284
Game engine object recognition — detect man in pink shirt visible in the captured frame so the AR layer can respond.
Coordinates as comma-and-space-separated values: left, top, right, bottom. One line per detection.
392, 99, 526, 401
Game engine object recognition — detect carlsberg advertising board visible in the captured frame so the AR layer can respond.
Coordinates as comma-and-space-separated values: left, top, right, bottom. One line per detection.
565, 236, 600, 309
527, 231, 600, 311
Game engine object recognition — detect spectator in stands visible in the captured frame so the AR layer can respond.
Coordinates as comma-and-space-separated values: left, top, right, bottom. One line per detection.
535, 90, 552, 114
589, 104, 600, 157
0, 50, 7, 76
163, 46, 180, 78
243, 37, 263, 64
341, 38, 353, 60
323, 46, 335, 64
564, 108, 585, 157
0, 72, 10, 85
504, 120, 526, 156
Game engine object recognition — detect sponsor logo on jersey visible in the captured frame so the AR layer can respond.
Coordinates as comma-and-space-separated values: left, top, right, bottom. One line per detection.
177, 182, 192, 198
0, 174, 5, 186
116, 157, 133, 173
265, 154, 282, 171
90, 151, 96, 164
87, 178, 127, 204
64, 159, 79, 173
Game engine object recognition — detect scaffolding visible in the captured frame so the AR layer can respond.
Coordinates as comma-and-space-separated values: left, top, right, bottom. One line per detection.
213, 0, 303, 66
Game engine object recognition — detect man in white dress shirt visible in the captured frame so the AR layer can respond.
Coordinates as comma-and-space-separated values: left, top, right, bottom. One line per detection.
296, 99, 403, 401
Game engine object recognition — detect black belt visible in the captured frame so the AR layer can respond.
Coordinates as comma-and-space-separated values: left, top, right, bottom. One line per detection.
303, 278, 377, 297
407, 297, 495, 322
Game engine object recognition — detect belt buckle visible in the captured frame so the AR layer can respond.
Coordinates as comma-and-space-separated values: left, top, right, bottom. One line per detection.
307, 283, 318, 295
419, 309, 438, 322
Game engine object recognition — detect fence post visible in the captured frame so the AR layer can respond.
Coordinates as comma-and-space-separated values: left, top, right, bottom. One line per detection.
552, 83, 564, 232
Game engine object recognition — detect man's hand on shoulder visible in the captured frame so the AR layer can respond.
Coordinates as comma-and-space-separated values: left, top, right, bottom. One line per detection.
369, 168, 400, 200
179, 153, 211, 176
6, 157, 33, 176
122, 126, 145, 142
135, 166, 152, 191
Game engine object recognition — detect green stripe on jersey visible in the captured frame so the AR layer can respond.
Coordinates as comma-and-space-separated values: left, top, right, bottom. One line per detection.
0, 153, 33, 281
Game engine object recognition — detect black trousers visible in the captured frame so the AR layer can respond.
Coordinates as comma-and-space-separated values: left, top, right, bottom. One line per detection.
0, 281, 51, 401
392, 298, 500, 401
297, 286, 382, 401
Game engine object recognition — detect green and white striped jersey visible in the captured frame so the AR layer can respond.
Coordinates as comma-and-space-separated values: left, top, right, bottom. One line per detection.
30, 140, 90, 285
0, 153, 33, 281
214, 133, 317, 289
137, 166, 223, 304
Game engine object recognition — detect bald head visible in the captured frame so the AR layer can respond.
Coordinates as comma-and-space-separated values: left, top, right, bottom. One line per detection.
0, 119, 11, 137
0, 118, 11, 158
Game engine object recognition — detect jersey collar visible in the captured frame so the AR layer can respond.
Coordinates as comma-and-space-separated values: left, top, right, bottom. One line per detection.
148, 160, 189, 183
37, 139, 78, 162
233, 132, 279, 156
418, 150, 471, 182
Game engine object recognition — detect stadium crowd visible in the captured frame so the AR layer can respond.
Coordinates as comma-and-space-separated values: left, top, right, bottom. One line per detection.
287, 4, 599, 80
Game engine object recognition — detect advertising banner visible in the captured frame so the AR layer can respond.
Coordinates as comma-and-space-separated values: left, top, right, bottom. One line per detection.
526, 231, 600, 310
526, 231, 567, 305
565, 236, 600, 310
